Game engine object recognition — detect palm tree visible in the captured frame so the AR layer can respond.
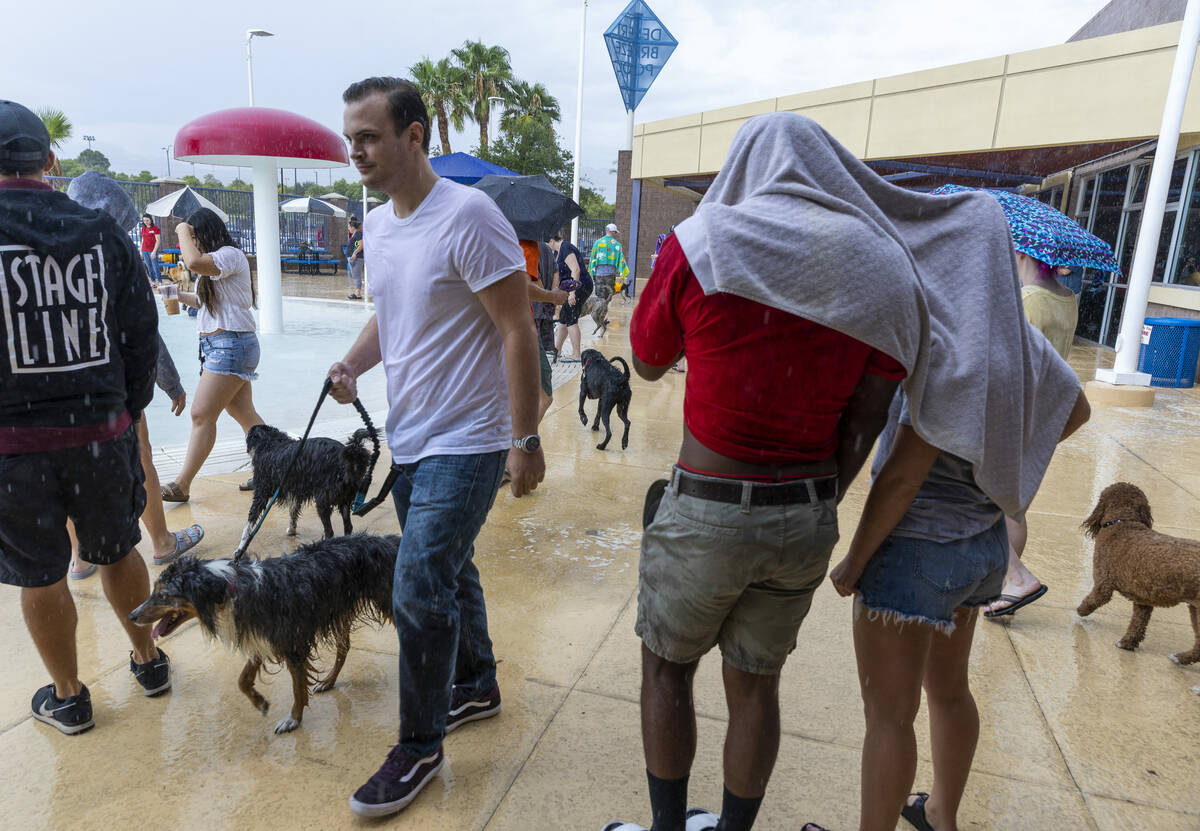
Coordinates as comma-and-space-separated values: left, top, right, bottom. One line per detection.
502, 81, 562, 139
410, 56, 469, 155
451, 40, 514, 151
36, 108, 72, 176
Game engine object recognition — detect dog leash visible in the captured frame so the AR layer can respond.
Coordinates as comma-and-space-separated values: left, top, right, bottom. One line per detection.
232, 379, 381, 562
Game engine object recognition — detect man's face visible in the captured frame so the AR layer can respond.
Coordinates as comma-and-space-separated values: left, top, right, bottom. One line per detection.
343, 92, 420, 194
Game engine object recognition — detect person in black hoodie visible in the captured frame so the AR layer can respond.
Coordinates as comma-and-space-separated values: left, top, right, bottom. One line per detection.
0, 100, 168, 735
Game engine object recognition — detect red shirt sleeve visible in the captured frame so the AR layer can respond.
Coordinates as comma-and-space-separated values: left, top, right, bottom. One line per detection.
865, 349, 906, 380
631, 234, 686, 366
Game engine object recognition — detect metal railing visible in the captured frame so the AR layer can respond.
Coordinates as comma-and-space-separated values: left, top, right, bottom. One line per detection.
44, 176, 339, 256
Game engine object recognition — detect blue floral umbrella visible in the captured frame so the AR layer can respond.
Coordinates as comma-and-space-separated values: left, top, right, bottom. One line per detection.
932, 184, 1121, 274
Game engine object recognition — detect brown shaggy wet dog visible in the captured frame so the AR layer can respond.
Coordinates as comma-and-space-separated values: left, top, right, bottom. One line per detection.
1079, 482, 1200, 664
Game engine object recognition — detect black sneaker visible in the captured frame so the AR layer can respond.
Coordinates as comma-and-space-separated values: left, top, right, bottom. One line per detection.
31, 683, 94, 735
130, 649, 171, 696
349, 745, 444, 817
445, 682, 501, 733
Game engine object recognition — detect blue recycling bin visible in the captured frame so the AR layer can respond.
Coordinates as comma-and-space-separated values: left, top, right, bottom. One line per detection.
1137, 317, 1200, 388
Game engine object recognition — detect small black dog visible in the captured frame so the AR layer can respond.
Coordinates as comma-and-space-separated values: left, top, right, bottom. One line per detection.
579, 348, 633, 450
241, 424, 377, 545
129, 533, 400, 733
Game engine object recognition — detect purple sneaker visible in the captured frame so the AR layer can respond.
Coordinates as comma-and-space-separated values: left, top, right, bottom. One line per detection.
349, 745, 444, 817
445, 681, 501, 733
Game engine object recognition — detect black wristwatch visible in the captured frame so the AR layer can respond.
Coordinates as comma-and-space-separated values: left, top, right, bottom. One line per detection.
512, 435, 541, 453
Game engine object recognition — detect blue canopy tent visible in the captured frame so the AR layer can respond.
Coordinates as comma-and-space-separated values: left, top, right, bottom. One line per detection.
430, 152, 518, 184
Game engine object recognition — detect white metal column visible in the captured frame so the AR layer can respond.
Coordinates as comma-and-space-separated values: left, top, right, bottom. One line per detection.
253, 159, 283, 334
1097, 0, 1200, 384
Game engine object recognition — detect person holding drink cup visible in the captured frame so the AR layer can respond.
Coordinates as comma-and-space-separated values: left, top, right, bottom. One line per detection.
159, 208, 265, 503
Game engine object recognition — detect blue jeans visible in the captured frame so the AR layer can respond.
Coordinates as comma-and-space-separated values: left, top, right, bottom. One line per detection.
390, 451, 506, 755
141, 250, 159, 283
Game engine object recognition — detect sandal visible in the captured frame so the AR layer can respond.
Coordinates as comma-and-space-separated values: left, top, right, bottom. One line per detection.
239, 478, 254, 491
69, 561, 98, 580
983, 584, 1048, 618
160, 482, 189, 503
900, 792, 936, 831
154, 524, 204, 566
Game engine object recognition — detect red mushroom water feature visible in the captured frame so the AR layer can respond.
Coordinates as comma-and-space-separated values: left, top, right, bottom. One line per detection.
174, 108, 348, 333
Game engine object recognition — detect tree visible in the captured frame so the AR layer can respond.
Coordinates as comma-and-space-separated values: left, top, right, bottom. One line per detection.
579, 185, 614, 220
181, 175, 202, 187
202, 173, 223, 187
502, 81, 561, 139
77, 149, 110, 171
36, 108, 72, 176
476, 118, 573, 194
410, 56, 469, 155
229, 178, 250, 190
451, 40, 514, 152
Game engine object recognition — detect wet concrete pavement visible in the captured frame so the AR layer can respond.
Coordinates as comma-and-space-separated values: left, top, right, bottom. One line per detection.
2, 278, 1199, 829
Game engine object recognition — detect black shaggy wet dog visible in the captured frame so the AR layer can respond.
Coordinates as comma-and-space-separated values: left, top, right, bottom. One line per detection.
579, 348, 632, 450
241, 424, 378, 544
129, 533, 400, 734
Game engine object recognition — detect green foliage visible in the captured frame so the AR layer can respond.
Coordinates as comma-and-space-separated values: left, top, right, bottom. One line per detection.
502, 81, 561, 137
58, 157, 85, 178
180, 175, 202, 187
579, 185, 614, 220
229, 178, 250, 190
451, 40, 514, 152
411, 56, 470, 155
36, 108, 72, 148
476, 118, 573, 194
201, 173, 223, 187
77, 148, 110, 171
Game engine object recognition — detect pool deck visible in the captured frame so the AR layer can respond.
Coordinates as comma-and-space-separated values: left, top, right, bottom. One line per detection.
2, 273, 1199, 829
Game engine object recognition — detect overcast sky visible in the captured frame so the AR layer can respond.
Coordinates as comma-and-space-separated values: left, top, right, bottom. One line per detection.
4, 0, 1113, 198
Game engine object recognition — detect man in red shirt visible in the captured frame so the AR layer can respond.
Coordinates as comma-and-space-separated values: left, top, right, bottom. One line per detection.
611, 233, 904, 831
139, 213, 161, 285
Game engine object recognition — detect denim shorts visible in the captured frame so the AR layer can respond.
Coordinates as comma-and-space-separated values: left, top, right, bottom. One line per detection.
636, 468, 840, 675
199, 331, 260, 381
856, 519, 1008, 634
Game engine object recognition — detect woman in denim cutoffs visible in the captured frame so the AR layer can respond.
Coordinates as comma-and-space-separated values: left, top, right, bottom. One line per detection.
820, 385, 1090, 831
159, 208, 265, 502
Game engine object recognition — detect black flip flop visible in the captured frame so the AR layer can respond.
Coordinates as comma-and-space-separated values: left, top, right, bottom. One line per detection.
900, 792, 936, 831
983, 584, 1048, 618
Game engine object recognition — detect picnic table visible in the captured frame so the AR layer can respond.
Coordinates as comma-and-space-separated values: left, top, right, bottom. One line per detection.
281, 247, 340, 275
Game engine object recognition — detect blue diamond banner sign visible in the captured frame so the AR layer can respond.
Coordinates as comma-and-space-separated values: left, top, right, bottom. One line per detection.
603, 0, 678, 112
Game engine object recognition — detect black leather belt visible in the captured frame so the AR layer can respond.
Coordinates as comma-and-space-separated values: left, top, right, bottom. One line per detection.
675, 471, 837, 506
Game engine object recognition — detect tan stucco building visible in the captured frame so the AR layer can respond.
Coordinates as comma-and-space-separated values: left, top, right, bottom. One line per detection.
622, 0, 1200, 347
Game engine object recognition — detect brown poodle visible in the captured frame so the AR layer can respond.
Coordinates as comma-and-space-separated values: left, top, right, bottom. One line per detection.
1079, 482, 1200, 665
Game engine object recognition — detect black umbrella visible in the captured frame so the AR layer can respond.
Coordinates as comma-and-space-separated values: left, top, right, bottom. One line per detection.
472, 174, 583, 241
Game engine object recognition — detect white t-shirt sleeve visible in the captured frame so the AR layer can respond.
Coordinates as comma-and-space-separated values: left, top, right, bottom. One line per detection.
451, 193, 526, 292
209, 246, 247, 280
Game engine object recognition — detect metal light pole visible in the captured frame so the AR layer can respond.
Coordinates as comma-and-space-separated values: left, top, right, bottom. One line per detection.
83, 134, 95, 151
1096, 0, 1200, 386
571, 0, 588, 245
246, 29, 274, 106
162, 144, 172, 177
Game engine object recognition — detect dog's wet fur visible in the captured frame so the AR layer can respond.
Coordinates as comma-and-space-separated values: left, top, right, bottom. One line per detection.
242, 424, 375, 543
582, 293, 610, 335
129, 533, 400, 733
1079, 482, 1200, 665
579, 348, 632, 450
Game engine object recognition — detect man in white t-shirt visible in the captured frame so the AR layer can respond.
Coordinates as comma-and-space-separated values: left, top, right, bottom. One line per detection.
328, 76, 545, 818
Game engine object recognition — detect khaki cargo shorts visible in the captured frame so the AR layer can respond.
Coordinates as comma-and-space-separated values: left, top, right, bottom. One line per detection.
635, 469, 839, 675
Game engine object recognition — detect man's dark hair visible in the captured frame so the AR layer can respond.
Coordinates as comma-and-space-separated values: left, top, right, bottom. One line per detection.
0, 156, 43, 177
349, 217, 361, 228
343, 77, 430, 154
